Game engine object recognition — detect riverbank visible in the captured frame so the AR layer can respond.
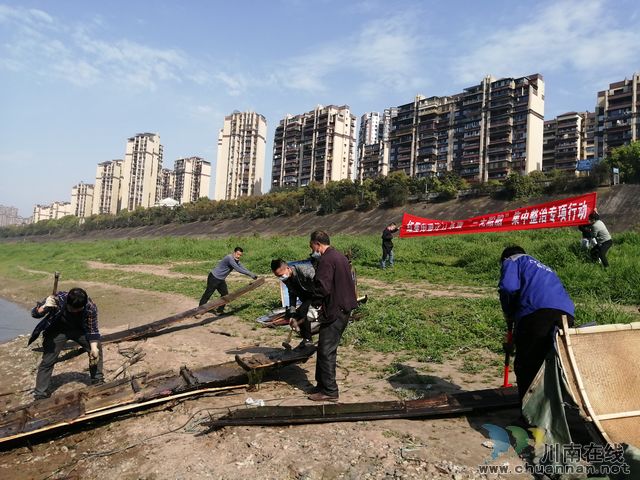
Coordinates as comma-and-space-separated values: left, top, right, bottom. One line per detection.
0, 273, 528, 480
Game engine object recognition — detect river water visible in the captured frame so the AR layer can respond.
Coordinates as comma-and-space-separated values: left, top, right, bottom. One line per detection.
0, 298, 38, 343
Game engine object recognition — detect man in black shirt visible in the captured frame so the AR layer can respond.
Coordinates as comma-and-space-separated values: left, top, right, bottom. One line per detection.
380, 222, 400, 269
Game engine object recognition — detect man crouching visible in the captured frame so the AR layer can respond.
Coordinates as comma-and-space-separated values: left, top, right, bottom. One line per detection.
30, 287, 103, 400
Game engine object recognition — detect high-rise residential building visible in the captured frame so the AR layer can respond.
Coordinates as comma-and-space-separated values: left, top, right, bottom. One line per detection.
543, 112, 596, 175
0, 205, 23, 227
174, 156, 211, 203
93, 160, 124, 215
160, 168, 175, 200
33, 204, 52, 223
388, 74, 545, 182
70, 182, 94, 218
120, 133, 163, 210
215, 112, 266, 201
271, 105, 356, 189
595, 73, 640, 159
33, 202, 73, 223
357, 109, 397, 181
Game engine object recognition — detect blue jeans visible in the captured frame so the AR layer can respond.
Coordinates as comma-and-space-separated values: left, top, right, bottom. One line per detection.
381, 245, 394, 268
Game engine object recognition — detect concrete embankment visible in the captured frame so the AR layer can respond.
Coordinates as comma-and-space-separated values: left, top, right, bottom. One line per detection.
4, 184, 639, 243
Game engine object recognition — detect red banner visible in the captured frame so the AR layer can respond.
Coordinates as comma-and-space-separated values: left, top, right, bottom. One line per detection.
400, 192, 597, 237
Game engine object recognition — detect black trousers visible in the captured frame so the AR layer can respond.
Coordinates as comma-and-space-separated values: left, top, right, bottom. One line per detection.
199, 273, 228, 306
315, 310, 350, 397
514, 309, 574, 400
35, 329, 104, 398
591, 239, 612, 268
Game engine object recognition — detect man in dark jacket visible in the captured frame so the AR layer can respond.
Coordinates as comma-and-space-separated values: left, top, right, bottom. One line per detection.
499, 246, 575, 401
380, 222, 400, 269
271, 258, 316, 347
199, 247, 258, 313
30, 288, 103, 400
308, 230, 358, 402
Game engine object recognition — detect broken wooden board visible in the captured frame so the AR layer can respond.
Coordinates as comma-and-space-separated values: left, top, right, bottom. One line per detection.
205, 386, 519, 428
100, 278, 265, 344
0, 344, 313, 447
235, 344, 317, 371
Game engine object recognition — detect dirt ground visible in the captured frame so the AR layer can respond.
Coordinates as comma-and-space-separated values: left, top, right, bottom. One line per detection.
0, 268, 530, 480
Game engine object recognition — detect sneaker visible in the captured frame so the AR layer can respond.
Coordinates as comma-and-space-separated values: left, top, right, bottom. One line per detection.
215, 306, 225, 315
308, 392, 338, 402
90, 377, 105, 386
33, 393, 50, 401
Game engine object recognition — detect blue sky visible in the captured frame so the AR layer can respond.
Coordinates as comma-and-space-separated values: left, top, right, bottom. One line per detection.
1, 0, 639, 217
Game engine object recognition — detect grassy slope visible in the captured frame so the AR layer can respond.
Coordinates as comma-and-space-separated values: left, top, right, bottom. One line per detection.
1, 229, 638, 364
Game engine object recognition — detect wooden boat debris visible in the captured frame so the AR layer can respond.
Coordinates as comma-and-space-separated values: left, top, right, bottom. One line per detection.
205, 386, 520, 429
0, 343, 312, 447
99, 278, 265, 344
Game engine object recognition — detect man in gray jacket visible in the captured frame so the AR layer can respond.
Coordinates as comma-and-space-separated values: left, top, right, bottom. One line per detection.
199, 247, 258, 312
589, 212, 613, 268
271, 258, 316, 347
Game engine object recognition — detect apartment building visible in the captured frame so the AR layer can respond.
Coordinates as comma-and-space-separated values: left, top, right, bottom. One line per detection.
160, 168, 175, 201
389, 74, 545, 182
542, 112, 596, 175
595, 73, 640, 159
120, 133, 163, 210
33, 201, 73, 223
0, 205, 23, 227
174, 156, 211, 203
92, 160, 124, 215
357, 108, 396, 180
215, 112, 266, 201
271, 105, 356, 189
70, 182, 94, 218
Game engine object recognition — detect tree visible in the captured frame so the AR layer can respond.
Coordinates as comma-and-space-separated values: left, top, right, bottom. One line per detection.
605, 141, 640, 183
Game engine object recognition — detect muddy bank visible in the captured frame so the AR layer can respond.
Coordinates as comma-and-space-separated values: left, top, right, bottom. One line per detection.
0, 276, 527, 479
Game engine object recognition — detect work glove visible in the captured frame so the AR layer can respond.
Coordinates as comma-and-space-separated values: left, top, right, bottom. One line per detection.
307, 306, 320, 321
502, 341, 515, 356
89, 341, 100, 366
43, 295, 58, 309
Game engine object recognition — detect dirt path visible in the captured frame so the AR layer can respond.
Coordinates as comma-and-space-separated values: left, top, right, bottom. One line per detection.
360, 277, 495, 300
86, 260, 205, 280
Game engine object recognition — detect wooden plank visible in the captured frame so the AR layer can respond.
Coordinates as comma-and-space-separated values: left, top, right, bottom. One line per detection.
235, 345, 317, 371
0, 346, 313, 446
100, 278, 265, 344
205, 387, 519, 428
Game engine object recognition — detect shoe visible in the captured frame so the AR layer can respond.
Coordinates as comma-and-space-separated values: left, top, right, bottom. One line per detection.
308, 392, 339, 402
90, 378, 105, 386
307, 385, 321, 394
294, 339, 314, 350
215, 306, 225, 315
33, 393, 50, 401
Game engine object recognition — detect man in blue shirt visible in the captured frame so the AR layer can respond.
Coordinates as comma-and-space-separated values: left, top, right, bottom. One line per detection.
199, 247, 258, 313
499, 246, 575, 401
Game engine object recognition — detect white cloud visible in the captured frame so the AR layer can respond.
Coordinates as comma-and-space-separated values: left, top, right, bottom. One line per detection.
271, 13, 429, 95
0, 5, 192, 90
451, 0, 640, 84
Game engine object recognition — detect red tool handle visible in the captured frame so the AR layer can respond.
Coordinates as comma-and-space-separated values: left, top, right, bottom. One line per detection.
502, 329, 513, 388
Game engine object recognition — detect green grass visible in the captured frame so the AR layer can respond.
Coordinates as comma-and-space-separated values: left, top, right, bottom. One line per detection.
1, 228, 638, 363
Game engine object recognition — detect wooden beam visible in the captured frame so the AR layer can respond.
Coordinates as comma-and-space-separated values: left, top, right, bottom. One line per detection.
100, 278, 264, 344
205, 387, 520, 428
